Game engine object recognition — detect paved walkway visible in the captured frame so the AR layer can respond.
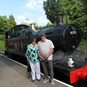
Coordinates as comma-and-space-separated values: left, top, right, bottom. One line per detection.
0, 58, 39, 87
0, 54, 73, 87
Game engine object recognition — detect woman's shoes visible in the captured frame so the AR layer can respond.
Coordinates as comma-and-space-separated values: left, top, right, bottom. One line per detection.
32, 79, 40, 82
37, 79, 40, 81
31, 79, 40, 82
32, 79, 35, 82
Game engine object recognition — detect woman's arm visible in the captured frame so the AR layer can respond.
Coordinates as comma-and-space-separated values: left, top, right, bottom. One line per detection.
38, 50, 45, 60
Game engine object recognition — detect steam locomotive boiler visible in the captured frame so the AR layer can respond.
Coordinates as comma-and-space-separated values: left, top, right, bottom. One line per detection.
4, 13, 87, 85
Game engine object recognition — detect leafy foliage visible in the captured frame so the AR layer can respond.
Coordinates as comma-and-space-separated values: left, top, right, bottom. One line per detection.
43, 0, 87, 39
0, 16, 9, 34
79, 0, 87, 13
72, 14, 87, 39
8, 14, 16, 28
43, 0, 62, 23
61, 0, 85, 22
0, 14, 16, 34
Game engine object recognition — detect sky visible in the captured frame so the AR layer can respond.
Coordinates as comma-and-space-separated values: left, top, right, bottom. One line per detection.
0, 0, 50, 26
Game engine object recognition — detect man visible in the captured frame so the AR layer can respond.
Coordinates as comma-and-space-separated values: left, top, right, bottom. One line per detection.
38, 32, 55, 85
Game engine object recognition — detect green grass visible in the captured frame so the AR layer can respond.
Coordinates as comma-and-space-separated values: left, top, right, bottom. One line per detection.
77, 39, 87, 52
0, 34, 5, 51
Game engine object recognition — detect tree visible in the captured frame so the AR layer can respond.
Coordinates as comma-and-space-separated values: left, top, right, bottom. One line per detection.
43, 0, 62, 23
0, 14, 16, 34
8, 14, 16, 28
43, 0, 85, 23
0, 16, 9, 34
43, 0, 87, 39
72, 14, 87, 39
78, 0, 87, 39
61, 0, 85, 23
79, 0, 87, 13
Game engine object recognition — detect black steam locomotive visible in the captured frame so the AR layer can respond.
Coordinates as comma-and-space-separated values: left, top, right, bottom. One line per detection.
4, 13, 81, 54
4, 13, 87, 85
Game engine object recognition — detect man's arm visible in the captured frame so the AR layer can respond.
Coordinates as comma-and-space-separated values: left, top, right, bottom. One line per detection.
45, 48, 54, 59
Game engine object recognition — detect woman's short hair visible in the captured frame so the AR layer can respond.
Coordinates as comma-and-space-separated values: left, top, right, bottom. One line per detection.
31, 37, 37, 42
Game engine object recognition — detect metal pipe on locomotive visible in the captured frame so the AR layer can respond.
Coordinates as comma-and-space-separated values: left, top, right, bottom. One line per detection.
4, 13, 87, 85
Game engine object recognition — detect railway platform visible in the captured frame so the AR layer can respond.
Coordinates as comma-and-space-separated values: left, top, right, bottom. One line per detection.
0, 54, 73, 87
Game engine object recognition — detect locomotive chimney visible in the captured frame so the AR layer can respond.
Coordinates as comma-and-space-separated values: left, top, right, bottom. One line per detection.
55, 13, 64, 26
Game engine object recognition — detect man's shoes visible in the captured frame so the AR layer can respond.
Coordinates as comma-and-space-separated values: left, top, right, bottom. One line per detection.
50, 79, 55, 85
43, 79, 49, 83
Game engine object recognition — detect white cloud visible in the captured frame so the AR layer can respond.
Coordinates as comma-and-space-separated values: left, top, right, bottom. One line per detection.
16, 0, 49, 26
25, 0, 44, 10
38, 0, 43, 4
16, 15, 35, 24
29, 20, 35, 23
16, 15, 28, 24
38, 16, 50, 25
16, 15, 50, 26
26, 0, 37, 9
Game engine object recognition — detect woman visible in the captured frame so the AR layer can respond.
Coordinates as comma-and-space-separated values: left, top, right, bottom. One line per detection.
25, 38, 41, 82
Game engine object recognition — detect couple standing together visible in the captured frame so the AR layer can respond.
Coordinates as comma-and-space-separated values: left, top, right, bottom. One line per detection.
25, 32, 55, 85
